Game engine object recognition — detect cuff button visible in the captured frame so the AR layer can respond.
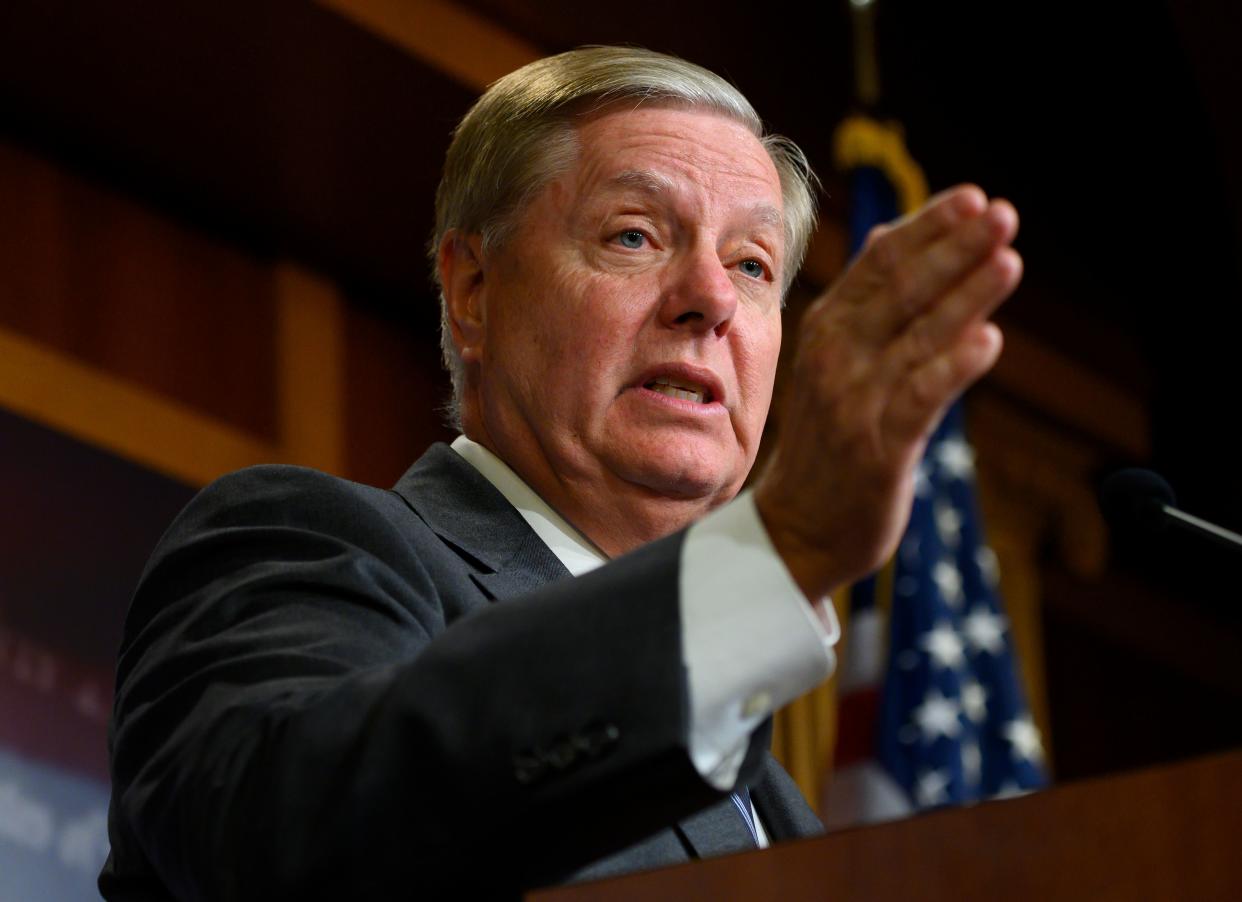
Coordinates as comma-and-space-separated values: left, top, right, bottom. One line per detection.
742, 691, 772, 719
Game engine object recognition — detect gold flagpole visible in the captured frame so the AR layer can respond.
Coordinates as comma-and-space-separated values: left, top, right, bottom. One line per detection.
850, 0, 881, 107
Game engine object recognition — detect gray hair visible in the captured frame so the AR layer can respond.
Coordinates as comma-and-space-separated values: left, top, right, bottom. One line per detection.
431, 46, 819, 426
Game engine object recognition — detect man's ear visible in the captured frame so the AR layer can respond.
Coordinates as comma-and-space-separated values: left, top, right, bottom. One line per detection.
438, 230, 488, 365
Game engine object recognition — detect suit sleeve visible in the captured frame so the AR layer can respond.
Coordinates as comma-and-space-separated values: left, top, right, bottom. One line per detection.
104, 467, 742, 900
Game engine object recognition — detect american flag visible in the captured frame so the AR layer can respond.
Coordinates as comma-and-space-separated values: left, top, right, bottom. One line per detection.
823, 117, 1046, 825
825, 405, 1048, 824
874, 404, 1047, 809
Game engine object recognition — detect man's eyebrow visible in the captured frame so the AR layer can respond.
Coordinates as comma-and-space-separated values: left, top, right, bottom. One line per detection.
602, 170, 783, 244
748, 204, 784, 232
605, 169, 676, 196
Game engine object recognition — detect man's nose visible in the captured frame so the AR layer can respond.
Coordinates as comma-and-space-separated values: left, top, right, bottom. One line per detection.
658, 245, 737, 336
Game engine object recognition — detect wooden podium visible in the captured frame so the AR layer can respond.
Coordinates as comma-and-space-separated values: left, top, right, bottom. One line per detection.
529, 749, 1242, 901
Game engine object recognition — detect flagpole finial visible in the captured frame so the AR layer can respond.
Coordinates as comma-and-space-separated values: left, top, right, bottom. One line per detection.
850, 0, 881, 107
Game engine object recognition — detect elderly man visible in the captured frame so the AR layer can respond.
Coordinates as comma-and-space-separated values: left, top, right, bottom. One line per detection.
101, 47, 1019, 899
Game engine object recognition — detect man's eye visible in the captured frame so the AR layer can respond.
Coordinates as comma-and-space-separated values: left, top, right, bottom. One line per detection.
617, 230, 646, 249
739, 259, 767, 279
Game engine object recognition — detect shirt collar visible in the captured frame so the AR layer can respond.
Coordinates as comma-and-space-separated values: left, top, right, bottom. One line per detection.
450, 435, 608, 577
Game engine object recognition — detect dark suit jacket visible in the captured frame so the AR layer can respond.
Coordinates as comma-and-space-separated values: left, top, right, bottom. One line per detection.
100, 443, 822, 900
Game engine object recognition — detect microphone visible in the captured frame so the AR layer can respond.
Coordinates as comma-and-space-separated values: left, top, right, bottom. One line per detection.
1101, 468, 1242, 556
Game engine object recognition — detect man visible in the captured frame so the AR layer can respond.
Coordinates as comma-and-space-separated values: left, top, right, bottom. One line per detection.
101, 47, 1020, 899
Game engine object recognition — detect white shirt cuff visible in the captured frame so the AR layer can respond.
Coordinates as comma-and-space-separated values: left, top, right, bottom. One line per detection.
680, 489, 839, 790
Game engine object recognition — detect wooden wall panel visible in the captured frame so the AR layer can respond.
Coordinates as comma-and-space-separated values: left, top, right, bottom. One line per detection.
0, 326, 277, 488
343, 304, 456, 487
0, 140, 278, 440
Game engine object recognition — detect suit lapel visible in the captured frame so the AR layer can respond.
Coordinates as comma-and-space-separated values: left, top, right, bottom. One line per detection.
751, 755, 826, 841
674, 753, 824, 859
469, 536, 569, 601
392, 443, 570, 601
675, 796, 758, 858
674, 719, 783, 858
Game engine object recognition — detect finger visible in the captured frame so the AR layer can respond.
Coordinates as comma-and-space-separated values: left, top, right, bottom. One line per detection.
885, 245, 1022, 378
851, 199, 1019, 342
884, 322, 1003, 445
862, 184, 990, 264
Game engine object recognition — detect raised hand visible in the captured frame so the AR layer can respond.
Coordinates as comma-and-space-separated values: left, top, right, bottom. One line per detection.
754, 185, 1022, 600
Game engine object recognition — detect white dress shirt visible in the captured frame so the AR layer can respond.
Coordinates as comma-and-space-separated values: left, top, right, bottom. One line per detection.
450, 436, 839, 846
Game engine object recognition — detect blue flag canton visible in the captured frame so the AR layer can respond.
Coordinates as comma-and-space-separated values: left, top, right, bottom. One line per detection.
876, 404, 1048, 810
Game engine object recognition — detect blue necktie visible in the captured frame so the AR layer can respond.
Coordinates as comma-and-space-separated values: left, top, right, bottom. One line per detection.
730, 787, 759, 846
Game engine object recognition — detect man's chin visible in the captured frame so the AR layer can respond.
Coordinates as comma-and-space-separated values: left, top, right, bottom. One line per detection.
605, 444, 743, 503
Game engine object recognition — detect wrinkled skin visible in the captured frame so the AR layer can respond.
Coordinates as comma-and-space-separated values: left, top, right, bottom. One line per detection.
754, 186, 1019, 597
441, 106, 785, 555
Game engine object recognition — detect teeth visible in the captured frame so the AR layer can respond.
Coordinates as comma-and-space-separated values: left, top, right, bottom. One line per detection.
655, 386, 703, 403
646, 378, 707, 403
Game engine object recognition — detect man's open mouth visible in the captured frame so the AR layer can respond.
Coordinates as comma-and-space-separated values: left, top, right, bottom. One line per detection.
643, 377, 711, 404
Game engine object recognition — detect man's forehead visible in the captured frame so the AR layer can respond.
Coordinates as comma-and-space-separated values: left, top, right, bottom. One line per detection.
573, 107, 779, 190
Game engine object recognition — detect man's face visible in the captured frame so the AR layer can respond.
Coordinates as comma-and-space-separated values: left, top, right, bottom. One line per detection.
469, 106, 785, 515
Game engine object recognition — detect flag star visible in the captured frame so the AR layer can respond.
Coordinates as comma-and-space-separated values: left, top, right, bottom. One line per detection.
920, 621, 965, 670
915, 768, 952, 807
963, 608, 1008, 655
932, 560, 965, 607
913, 461, 933, 498
1003, 716, 1045, 765
961, 741, 982, 786
935, 436, 976, 481
961, 679, 988, 722
913, 688, 962, 742
934, 500, 963, 549
975, 546, 1001, 588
